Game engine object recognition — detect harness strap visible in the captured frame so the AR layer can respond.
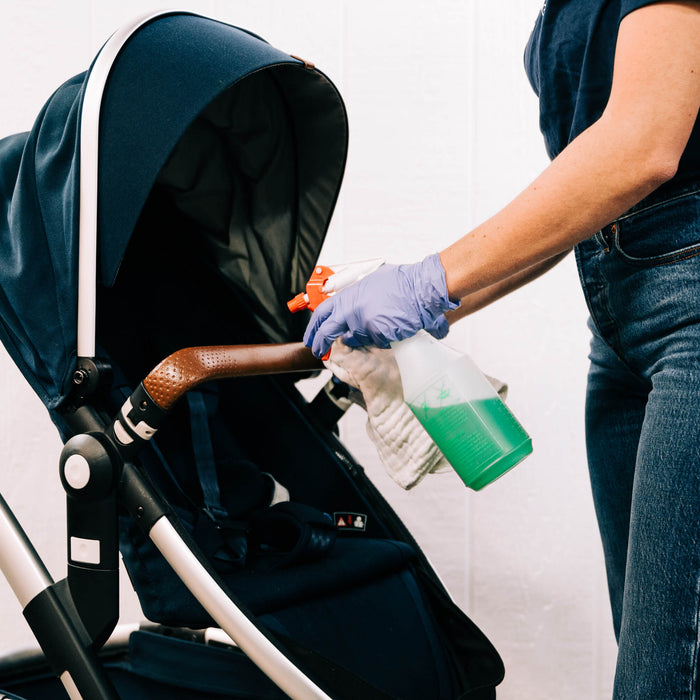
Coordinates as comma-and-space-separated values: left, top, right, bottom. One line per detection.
187, 391, 228, 522
136, 386, 337, 571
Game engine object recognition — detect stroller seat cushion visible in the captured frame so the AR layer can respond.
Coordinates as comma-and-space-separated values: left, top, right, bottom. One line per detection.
228, 536, 415, 615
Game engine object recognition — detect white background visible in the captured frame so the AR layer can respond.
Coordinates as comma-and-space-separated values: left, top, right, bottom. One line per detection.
0, 2, 617, 698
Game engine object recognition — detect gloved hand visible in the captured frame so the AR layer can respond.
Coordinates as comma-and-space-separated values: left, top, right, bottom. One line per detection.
303, 253, 459, 358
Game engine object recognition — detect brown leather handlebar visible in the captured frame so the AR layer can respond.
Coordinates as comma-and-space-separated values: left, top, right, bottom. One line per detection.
142, 343, 323, 411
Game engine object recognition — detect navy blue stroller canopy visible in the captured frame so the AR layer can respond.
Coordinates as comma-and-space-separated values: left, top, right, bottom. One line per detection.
0, 11, 347, 412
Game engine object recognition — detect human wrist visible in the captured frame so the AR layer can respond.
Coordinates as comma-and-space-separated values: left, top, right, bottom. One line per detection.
414, 253, 460, 317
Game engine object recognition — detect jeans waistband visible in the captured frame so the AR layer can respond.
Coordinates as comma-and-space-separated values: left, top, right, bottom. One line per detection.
612, 178, 700, 224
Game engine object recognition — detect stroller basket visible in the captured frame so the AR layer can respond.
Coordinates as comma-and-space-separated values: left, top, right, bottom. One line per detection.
0, 10, 504, 700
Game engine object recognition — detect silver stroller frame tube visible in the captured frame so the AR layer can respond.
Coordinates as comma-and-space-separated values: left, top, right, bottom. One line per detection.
0, 494, 119, 699
77, 8, 195, 359
149, 517, 332, 700
0, 494, 52, 609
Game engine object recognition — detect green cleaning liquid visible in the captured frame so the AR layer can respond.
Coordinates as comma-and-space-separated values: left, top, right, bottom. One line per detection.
407, 397, 532, 490
392, 331, 533, 491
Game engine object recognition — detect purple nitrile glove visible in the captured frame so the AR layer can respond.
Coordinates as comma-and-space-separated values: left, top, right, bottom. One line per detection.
303, 253, 459, 359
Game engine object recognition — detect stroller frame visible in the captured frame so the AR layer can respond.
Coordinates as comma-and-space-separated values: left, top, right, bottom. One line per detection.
0, 9, 505, 700
0, 10, 334, 700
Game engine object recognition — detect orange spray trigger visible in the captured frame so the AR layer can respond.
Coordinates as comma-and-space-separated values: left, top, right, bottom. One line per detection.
288, 259, 385, 362
288, 265, 336, 362
287, 265, 336, 314
288, 259, 385, 315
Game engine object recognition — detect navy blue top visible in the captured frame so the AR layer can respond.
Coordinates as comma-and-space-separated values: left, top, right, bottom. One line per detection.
525, 0, 700, 188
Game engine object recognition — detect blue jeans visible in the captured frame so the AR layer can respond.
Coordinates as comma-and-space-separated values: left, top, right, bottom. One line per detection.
575, 183, 700, 699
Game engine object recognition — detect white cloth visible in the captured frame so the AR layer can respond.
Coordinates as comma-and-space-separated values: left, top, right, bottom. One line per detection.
324, 339, 508, 490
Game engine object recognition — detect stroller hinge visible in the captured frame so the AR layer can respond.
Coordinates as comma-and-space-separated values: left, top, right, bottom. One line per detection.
70, 356, 113, 404
59, 433, 121, 649
107, 382, 168, 461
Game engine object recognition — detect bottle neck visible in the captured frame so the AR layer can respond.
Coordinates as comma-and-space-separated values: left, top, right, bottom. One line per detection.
391, 331, 461, 400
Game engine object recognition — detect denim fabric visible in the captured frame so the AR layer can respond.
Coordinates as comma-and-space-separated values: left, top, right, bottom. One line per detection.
575, 184, 700, 698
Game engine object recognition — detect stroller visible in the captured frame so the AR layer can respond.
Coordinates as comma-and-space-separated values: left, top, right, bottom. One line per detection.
0, 10, 504, 699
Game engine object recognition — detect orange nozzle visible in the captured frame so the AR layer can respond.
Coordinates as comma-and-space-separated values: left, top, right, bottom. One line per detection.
287, 293, 309, 313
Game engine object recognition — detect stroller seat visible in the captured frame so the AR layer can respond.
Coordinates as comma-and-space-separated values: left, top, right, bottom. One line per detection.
230, 537, 415, 615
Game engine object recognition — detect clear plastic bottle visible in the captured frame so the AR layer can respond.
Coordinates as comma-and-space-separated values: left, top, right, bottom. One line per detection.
391, 331, 532, 490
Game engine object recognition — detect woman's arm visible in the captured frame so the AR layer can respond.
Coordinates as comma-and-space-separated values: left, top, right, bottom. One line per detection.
445, 250, 571, 322
441, 1, 700, 300
304, 2, 700, 357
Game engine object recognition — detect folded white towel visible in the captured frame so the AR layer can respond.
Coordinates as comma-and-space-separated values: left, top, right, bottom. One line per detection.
325, 339, 507, 490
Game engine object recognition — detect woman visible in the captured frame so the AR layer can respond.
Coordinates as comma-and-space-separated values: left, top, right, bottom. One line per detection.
305, 2, 700, 697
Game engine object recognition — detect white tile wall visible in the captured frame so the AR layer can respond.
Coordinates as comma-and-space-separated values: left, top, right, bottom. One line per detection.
0, 2, 617, 697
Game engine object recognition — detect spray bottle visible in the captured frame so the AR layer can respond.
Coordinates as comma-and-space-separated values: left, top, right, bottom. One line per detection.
289, 260, 532, 490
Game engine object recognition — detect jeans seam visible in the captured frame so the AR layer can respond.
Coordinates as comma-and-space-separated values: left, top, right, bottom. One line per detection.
598, 258, 628, 363
614, 243, 700, 268
574, 246, 605, 343
575, 245, 631, 372
595, 230, 611, 253
615, 186, 700, 224
691, 575, 700, 699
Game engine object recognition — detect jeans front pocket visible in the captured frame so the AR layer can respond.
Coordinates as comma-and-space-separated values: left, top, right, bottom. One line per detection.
613, 187, 700, 267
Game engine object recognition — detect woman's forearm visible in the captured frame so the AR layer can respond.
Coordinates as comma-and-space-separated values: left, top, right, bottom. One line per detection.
445, 250, 572, 323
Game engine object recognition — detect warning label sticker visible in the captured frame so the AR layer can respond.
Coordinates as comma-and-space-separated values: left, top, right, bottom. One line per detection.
333, 512, 368, 531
